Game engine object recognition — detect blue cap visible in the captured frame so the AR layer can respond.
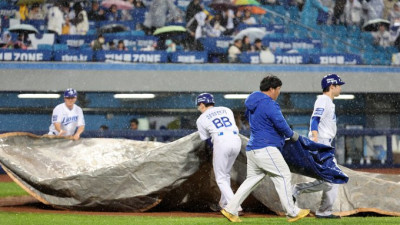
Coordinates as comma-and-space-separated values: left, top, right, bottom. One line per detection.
196, 93, 215, 106
64, 88, 77, 98
321, 74, 345, 89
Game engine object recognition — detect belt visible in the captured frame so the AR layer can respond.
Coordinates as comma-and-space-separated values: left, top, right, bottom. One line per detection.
217, 131, 238, 136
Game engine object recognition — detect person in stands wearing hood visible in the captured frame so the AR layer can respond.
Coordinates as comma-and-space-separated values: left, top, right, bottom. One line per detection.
220, 75, 310, 223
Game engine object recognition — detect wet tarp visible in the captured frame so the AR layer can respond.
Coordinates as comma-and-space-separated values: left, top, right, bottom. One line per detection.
1, 132, 400, 216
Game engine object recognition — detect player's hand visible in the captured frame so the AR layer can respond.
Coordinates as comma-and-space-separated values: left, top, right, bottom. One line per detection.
58, 130, 66, 136
311, 136, 318, 142
72, 134, 80, 140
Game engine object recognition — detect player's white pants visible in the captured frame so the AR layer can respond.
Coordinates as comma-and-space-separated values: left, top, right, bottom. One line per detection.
293, 137, 338, 216
213, 133, 241, 209
224, 146, 300, 218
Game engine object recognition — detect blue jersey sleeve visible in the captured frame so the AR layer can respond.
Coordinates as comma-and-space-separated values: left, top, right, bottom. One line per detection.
268, 102, 294, 138
310, 116, 321, 131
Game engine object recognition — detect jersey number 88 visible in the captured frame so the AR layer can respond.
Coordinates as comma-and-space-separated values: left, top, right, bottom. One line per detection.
212, 116, 232, 129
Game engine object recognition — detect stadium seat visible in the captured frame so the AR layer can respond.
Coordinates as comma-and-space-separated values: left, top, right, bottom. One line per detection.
37, 44, 53, 50
53, 44, 69, 51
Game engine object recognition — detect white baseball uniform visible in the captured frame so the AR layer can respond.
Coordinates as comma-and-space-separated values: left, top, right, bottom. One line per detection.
48, 103, 85, 136
293, 94, 339, 216
196, 106, 241, 209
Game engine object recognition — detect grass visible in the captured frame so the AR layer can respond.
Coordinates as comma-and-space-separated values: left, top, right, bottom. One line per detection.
0, 213, 400, 225
1, 180, 399, 225
0, 181, 28, 197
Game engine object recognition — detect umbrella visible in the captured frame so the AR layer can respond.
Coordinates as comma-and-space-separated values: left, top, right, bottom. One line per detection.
362, 19, 390, 32
98, 24, 129, 34
101, 0, 133, 10
209, 0, 236, 11
16, 0, 45, 5
153, 25, 186, 36
8, 24, 39, 34
238, 5, 266, 14
234, 27, 267, 43
45, 0, 87, 3
234, 0, 261, 6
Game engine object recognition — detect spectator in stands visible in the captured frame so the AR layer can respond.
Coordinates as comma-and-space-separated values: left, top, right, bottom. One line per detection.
62, 17, 76, 35
165, 39, 176, 52
47, 2, 65, 36
71, 3, 89, 35
372, 23, 393, 47
242, 9, 257, 25
91, 34, 105, 50
17, 4, 29, 21
1, 31, 13, 49
143, 0, 183, 35
88, 1, 106, 21
332, 0, 346, 25
132, 0, 146, 8
383, 0, 398, 20
106, 4, 121, 21
28, 3, 45, 20
253, 38, 266, 51
186, 0, 203, 23
318, 0, 334, 24
228, 39, 242, 63
369, 0, 384, 19
186, 10, 208, 50
121, 0, 134, 21
241, 35, 252, 52
388, 2, 400, 27
209, 13, 226, 36
300, 0, 330, 28
130, 118, 139, 130
361, 0, 379, 23
108, 41, 117, 50
13, 33, 28, 49
117, 40, 128, 50
221, 9, 237, 35
343, 0, 363, 27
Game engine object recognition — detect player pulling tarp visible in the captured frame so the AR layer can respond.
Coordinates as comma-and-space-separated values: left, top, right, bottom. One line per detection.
0, 132, 399, 216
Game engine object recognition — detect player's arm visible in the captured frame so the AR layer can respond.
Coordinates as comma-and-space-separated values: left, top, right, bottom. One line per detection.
268, 103, 298, 141
196, 120, 212, 148
310, 116, 321, 142
73, 125, 85, 140
54, 122, 66, 136
73, 110, 85, 140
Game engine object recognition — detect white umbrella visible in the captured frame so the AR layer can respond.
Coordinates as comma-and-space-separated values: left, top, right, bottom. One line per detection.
8, 24, 39, 34
362, 19, 390, 32
233, 27, 267, 43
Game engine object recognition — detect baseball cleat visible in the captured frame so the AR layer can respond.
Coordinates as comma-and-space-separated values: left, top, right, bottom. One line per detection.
220, 209, 242, 222
287, 209, 310, 222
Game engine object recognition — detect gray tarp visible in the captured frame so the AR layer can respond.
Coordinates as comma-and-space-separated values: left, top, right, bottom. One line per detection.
1, 132, 400, 216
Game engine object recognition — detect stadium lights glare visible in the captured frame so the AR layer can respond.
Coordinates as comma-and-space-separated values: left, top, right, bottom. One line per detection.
224, 94, 249, 99
335, 94, 355, 100
318, 94, 355, 100
114, 94, 156, 99
18, 94, 61, 99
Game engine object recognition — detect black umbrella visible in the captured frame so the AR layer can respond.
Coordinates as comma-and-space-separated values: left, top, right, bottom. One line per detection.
98, 24, 129, 34
362, 19, 390, 32
209, 0, 236, 11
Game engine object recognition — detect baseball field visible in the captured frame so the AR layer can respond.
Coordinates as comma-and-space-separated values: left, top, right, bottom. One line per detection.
1, 173, 399, 225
